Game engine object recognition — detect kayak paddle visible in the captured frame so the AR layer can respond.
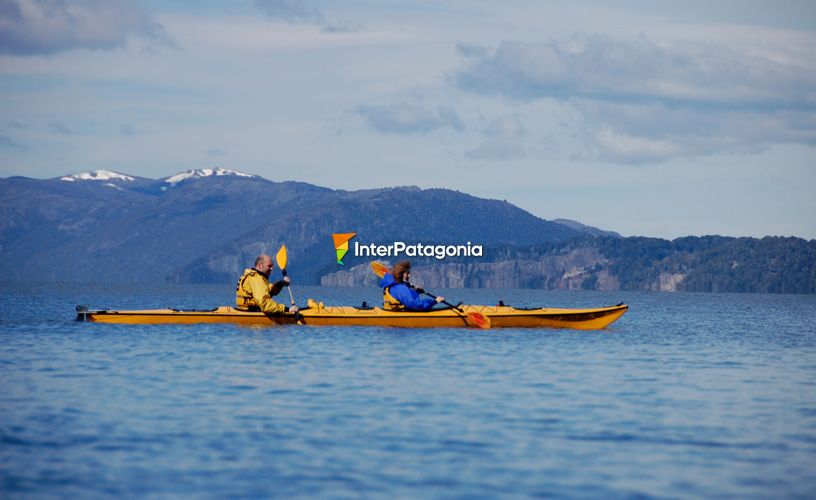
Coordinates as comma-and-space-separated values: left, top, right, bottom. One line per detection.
370, 261, 390, 279
369, 261, 491, 329
275, 244, 296, 307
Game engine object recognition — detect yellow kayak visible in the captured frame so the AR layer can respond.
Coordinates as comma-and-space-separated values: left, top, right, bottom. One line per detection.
76, 301, 628, 330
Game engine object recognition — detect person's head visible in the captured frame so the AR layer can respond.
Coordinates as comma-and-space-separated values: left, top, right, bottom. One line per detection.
255, 254, 274, 277
391, 260, 411, 283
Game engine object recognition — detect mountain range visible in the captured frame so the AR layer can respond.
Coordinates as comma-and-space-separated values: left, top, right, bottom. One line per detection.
2, 168, 813, 293
0, 168, 583, 284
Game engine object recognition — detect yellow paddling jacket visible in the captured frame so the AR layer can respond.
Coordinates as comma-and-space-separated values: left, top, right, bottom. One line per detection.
235, 268, 287, 314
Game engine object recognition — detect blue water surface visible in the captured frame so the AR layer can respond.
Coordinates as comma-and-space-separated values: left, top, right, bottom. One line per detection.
1, 283, 815, 498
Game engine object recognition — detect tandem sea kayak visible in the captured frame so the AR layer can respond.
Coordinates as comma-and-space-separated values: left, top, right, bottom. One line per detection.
76, 300, 628, 330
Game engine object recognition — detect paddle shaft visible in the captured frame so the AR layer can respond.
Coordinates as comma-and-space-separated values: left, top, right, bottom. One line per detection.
405, 281, 463, 312
281, 269, 296, 306
407, 281, 489, 328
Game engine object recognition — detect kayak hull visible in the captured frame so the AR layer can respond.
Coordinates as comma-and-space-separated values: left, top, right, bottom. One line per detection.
76, 303, 628, 330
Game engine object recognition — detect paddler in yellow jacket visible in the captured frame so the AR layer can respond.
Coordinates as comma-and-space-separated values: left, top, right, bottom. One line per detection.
235, 254, 299, 314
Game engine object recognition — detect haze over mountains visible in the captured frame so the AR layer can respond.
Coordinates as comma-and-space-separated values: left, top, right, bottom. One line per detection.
1, 168, 813, 293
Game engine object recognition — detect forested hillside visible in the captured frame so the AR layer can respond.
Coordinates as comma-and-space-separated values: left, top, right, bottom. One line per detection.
324, 236, 816, 294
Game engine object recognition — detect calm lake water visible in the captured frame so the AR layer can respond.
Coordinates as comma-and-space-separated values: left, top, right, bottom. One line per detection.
1, 283, 815, 498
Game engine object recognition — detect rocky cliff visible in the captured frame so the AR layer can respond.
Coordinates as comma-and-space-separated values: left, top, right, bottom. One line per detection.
322, 236, 816, 294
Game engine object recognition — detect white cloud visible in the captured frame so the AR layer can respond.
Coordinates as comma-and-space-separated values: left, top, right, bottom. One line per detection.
573, 100, 816, 162
0, 0, 170, 56
594, 128, 679, 164
466, 115, 527, 161
356, 103, 464, 135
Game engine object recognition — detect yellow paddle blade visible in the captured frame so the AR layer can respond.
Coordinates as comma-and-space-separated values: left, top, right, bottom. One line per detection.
276, 244, 288, 270
467, 312, 491, 329
370, 261, 389, 278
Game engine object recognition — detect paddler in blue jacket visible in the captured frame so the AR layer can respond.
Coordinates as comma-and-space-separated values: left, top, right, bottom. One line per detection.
379, 260, 444, 311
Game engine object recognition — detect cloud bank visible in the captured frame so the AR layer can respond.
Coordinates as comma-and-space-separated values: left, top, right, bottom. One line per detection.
454, 35, 816, 109
453, 35, 816, 163
0, 0, 168, 56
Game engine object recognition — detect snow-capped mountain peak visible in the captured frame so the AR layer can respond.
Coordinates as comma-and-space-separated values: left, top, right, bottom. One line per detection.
164, 168, 255, 185
60, 169, 135, 182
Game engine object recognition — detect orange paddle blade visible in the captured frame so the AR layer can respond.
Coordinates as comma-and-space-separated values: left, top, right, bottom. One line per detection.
370, 261, 389, 278
276, 245, 288, 270
467, 312, 491, 329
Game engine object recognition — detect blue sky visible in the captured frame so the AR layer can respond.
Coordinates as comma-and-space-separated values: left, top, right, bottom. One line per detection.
1, 0, 815, 239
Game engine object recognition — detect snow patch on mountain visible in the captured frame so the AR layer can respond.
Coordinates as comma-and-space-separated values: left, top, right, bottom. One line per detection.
60, 169, 135, 182
164, 168, 255, 185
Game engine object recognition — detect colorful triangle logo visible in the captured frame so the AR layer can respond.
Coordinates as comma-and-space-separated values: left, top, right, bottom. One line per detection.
332, 232, 356, 265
